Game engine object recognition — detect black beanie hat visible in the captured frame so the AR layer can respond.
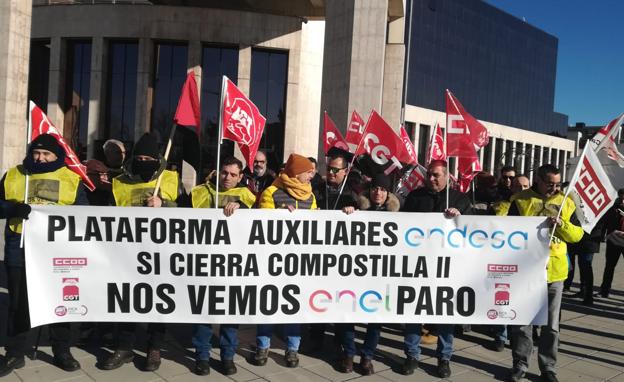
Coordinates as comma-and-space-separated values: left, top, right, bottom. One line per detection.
371, 173, 392, 191
30, 134, 64, 158
132, 133, 160, 159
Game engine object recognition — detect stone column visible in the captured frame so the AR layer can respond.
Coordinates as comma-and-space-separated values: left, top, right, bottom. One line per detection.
46, 36, 66, 134
86, 36, 105, 159
0, 0, 32, 174
519, 142, 525, 174
134, 38, 153, 140
488, 138, 496, 174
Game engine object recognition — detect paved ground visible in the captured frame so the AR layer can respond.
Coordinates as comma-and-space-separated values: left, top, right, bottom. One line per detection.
2, 243, 624, 382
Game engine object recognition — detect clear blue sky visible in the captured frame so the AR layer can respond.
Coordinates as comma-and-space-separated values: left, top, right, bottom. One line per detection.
486, 0, 624, 127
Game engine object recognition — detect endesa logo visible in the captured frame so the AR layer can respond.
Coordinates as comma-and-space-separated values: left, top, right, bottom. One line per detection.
62, 278, 79, 301
53, 258, 87, 268
494, 283, 510, 305
404, 226, 528, 250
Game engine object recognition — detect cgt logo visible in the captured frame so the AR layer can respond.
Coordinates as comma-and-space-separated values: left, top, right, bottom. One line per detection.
494, 283, 510, 305
53, 258, 87, 267
62, 278, 79, 301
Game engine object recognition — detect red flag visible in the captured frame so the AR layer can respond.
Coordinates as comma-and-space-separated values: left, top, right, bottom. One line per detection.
400, 164, 427, 193
399, 125, 418, 165
29, 101, 95, 191
427, 122, 446, 164
344, 110, 366, 149
323, 112, 350, 154
221, 77, 266, 167
355, 111, 416, 174
457, 156, 482, 193
446, 89, 489, 158
174, 72, 201, 136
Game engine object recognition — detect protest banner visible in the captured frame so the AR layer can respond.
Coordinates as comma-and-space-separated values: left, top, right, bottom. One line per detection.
26, 206, 550, 327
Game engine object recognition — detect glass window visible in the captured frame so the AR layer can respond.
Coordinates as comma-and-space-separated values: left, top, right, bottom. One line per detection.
105, 40, 138, 144
200, 44, 239, 174
64, 40, 91, 160
250, 48, 288, 172
28, 39, 50, 112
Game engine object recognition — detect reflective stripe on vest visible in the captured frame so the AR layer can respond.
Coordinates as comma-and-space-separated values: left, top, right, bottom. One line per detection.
4, 165, 81, 233
112, 170, 178, 206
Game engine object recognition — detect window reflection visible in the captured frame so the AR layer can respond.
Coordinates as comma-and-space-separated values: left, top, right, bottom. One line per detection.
28, 39, 50, 113
64, 40, 91, 160
106, 40, 138, 143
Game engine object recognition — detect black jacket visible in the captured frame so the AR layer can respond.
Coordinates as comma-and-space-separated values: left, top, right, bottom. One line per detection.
402, 186, 472, 214
314, 180, 358, 210
242, 168, 276, 198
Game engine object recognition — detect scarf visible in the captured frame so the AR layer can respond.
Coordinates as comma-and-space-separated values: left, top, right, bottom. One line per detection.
273, 173, 313, 201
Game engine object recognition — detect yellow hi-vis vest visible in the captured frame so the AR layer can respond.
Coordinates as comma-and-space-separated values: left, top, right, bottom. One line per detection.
112, 170, 179, 206
191, 183, 256, 208
4, 165, 81, 233
510, 189, 584, 282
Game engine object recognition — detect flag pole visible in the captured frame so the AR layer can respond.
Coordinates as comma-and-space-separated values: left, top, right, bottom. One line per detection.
444, 95, 450, 210
549, 145, 587, 242
214, 75, 227, 209
20, 102, 34, 248
152, 123, 178, 198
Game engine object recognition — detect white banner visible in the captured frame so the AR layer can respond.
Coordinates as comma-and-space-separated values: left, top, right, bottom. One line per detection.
25, 206, 550, 327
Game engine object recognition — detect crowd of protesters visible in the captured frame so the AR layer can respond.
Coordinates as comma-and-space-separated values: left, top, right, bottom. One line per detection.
1, 134, 623, 382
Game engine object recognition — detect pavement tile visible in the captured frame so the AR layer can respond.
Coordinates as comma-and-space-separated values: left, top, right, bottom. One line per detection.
551, 367, 603, 382
264, 368, 331, 382
166, 371, 232, 381
377, 368, 441, 382
608, 371, 624, 381
0, 371, 22, 382
13, 364, 87, 382
564, 359, 623, 380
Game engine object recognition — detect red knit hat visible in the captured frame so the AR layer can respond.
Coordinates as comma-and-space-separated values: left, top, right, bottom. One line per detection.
284, 154, 314, 177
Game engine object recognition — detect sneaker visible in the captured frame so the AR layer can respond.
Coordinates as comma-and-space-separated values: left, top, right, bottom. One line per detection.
0, 356, 25, 378
195, 359, 210, 375
402, 356, 418, 375
100, 350, 134, 370
508, 368, 526, 382
144, 348, 161, 372
437, 359, 451, 378
339, 356, 353, 373
53, 351, 81, 372
284, 350, 299, 368
359, 358, 374, 375
222, 359, 237, 375
251, 348, 268, 366
541, 371, 559, 382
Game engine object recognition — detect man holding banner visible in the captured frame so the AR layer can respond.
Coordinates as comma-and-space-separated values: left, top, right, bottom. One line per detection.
190, 156, 256, 375
0, 135, 88, 376
400, 159, 472, 378
101, 132, 182, 372
505, 164, 583, 382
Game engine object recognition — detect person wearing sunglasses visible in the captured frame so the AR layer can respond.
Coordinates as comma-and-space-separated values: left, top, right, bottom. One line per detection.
497, 165, 516, 200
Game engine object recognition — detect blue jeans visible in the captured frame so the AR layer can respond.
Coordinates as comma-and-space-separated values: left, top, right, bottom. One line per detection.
338, 323, 381, 359
404, 324, 454, 360
193, 324, 239, 361
493, 325, 507, 342
256, 324, 301, 351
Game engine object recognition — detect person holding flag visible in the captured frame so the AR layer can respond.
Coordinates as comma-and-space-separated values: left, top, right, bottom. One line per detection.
0, 134, 89, 376
101, 132, 183, 372
504, 164, 583, 382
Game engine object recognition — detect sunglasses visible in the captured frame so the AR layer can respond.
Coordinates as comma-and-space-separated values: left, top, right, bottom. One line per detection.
327, 166, 346, 174
502, 175, 515, 180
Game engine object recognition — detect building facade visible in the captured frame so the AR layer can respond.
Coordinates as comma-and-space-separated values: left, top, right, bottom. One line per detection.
0, 0, 576, 182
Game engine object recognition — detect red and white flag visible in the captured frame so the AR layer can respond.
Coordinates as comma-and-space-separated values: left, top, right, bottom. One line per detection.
427, 122, 446, 164
221, 76, 266, 167
355, 111, 416, 174
399, 125, 418, 165
589, 112, 624, 167
569, 144, 618, 233
446, 89, 489, 158
29, 101, 95, 191
399, 164, 427, 193
323, 111, 350, 154
457, 156, 482, 193
344, 110, 366, 150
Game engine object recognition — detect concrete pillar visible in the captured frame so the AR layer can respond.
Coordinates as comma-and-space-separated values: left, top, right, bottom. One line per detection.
509, 140, 515, 167
0, 0, 32, 174
320, 0, 389, 160
479, 146, 484, 169
488, 138, 496, 174
562, 150, 568, 180
413, 123, 420, 161
46, 36, 65, 133
134, 38, 152, 140
86, 37, 105, 159
499, 138, 506, 167
519, 142, 525, 174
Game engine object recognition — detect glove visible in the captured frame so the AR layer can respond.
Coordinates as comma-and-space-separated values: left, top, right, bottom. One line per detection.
12, 202, 31, 219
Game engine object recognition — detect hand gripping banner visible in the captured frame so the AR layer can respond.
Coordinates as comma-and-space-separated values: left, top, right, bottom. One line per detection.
26, 206, 550, 327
